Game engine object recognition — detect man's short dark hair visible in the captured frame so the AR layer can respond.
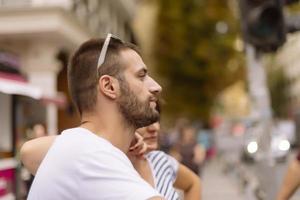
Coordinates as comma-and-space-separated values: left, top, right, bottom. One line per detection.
68, 37, 139, 115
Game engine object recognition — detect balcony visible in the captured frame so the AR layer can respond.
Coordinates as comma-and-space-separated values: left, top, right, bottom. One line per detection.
0, 0, 137, 49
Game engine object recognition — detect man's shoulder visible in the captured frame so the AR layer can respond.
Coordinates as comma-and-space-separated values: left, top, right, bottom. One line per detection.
57, 127, 113, 150
31, 127, 162, 200
54, 127, 130, 165
39, 127, 117, 169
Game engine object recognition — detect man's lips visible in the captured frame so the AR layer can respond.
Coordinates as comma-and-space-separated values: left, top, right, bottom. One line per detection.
149, 95, 158, 102
149, 101, 157, 109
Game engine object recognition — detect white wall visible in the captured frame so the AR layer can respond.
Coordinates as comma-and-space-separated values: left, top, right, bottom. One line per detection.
0, 93, 12, 152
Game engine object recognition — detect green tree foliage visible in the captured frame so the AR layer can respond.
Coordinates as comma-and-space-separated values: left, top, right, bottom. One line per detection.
154, 0, 245, 121
268, 66, 291, 118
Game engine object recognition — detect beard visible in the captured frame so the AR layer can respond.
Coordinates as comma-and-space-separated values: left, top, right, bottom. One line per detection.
117, 80, 159, 129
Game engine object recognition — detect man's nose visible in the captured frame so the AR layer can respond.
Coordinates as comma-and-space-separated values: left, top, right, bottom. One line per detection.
148, 77, 162, 94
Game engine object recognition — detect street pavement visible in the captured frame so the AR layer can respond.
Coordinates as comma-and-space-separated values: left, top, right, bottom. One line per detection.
212, 128, 300, 200
202, 158, 245, 200
201, 152, 300, 200
244, 151, 300, 200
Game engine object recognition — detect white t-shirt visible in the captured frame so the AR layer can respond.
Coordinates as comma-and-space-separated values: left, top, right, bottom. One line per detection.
28, 127, 161, 200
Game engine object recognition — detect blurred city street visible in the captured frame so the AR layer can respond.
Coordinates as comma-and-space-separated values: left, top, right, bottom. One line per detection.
202, 158, 244, 200
202, 130, 300, 200
202, 148, 300, 200
1, 0, 300, 200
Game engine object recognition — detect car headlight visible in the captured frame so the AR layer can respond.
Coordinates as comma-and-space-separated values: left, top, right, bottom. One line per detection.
247, 141, 258, 154
278, 139, 290, 151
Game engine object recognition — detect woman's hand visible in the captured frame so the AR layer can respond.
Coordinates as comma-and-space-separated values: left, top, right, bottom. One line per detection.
128, 132, 148, 158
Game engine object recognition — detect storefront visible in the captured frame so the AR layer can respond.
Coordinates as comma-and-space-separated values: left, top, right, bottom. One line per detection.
0, 73, 65, 200
0, 77, 32, 199
0, 88, 16, 200
0, 77, 66, 199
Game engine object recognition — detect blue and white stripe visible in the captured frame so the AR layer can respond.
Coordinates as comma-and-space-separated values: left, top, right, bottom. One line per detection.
146, 151, 180, 200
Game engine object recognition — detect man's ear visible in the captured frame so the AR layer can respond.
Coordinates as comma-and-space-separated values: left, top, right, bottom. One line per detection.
98, 75, 119, 99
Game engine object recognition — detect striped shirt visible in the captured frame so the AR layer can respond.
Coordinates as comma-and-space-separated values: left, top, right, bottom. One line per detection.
146, 151, 180, 200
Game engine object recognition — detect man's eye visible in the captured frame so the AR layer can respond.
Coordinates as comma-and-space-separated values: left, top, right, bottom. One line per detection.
139, 73, 146, 79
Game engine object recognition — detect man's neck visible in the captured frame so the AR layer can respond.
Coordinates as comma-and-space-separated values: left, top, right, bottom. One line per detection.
80, 112, 135, 153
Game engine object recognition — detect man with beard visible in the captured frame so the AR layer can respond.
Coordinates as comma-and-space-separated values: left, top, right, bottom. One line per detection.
24, 34, 163, 200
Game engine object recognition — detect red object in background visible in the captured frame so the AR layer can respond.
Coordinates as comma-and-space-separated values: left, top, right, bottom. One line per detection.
0, 168, 15, 197
232, 123, 245, 136
206, 147, 216, 160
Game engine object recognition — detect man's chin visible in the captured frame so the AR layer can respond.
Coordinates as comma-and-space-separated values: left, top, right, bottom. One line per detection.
135, 114, 159, 129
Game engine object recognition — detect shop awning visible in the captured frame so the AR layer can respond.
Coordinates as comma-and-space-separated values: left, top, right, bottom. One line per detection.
0, 76, 42, 99
0, 76, 66, 107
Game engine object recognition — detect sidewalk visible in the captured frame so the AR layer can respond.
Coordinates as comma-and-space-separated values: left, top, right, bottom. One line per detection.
202, 158, 245, 200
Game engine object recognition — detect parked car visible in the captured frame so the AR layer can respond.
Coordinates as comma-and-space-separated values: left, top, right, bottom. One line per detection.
242, 121, 291, 163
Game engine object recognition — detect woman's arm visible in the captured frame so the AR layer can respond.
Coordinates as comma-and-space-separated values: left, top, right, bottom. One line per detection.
173, 163, 201, 200
20, 132, 146, 176
20, 136, 56, 175
277, 159, 300, 200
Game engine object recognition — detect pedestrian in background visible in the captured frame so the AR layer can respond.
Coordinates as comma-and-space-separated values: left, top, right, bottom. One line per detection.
197, 122, 215, 162
177, 124, 206, 175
